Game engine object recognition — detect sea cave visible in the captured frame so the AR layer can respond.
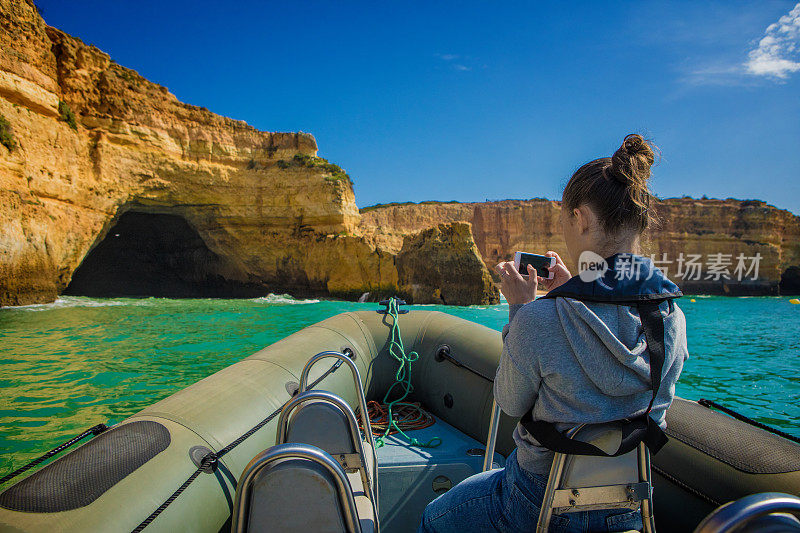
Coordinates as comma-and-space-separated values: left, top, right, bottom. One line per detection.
64, 211, 266, 299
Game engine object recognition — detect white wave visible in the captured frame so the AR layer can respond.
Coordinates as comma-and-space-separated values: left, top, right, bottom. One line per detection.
6, 296, 134, 311
250, 293, 320, 305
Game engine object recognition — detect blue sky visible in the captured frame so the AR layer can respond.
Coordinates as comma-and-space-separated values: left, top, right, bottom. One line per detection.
37, 1, 800, 213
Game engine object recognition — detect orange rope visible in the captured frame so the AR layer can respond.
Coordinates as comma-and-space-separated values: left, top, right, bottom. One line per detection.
359, 400, 436, 436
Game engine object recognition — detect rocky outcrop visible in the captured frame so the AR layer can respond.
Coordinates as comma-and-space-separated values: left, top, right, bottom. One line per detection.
2, 0, 498, 306
361, 198, 800, 296
396, 223, 499, 306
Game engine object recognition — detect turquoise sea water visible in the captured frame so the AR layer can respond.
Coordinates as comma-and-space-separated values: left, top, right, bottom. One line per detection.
1, 295, 799, 481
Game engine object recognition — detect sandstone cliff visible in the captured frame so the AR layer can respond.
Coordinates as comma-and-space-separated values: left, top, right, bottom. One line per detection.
360, 198, 800, 296
1, 0, 498, 306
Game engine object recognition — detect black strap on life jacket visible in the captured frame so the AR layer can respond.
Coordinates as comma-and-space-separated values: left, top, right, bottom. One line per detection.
518, 300, 669, 457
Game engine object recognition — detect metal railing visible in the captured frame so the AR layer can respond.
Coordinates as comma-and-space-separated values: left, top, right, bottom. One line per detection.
482, 400, 502, 472
296, 351, 379, 514
231, 443, 362, 533
693, 492, 800, 533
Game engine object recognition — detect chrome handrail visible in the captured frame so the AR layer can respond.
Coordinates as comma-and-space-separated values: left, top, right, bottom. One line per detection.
276, 389, 378, 519
232, 443, 362, 533
482, 400, 501, 472
298, 351, 378, 496
693, 492, 800, 533
299, 352, 374, 449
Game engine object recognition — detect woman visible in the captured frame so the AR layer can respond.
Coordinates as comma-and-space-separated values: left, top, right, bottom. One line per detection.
418, 134, 689, 533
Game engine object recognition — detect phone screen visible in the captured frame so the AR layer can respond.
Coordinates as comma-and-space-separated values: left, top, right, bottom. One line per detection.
517, 253, 552, 275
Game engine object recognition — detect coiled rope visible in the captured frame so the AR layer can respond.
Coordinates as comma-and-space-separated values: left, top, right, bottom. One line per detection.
369, 297, 440, 449
363, 400, 436, 435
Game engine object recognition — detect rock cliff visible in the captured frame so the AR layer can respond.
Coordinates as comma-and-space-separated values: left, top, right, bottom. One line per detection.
2, 0, 798, 306
361, 198, 800, 296
1, 0, 498, 306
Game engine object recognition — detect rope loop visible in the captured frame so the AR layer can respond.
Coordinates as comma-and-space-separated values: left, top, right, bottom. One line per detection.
198, 452, 218, 473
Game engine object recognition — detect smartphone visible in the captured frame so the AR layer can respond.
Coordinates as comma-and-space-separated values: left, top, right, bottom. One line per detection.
514, 252, 555, 279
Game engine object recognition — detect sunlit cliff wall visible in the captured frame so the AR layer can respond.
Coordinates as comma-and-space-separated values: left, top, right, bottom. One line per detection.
360, 198, 800, 296
0, 0, 498, 306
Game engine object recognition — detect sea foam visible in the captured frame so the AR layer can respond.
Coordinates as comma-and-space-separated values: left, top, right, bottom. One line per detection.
8, 296, 135, 311
250, 293, 320, 305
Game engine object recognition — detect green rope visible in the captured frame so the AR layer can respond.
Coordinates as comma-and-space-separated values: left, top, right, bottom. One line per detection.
373, 297, 441, 449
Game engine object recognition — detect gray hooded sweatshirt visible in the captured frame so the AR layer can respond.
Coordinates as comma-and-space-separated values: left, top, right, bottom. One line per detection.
494, 297, 689, 474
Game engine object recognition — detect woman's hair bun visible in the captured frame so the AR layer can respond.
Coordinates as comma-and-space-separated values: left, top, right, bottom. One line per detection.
607, 134, 655, 189
562, 133, 658, 233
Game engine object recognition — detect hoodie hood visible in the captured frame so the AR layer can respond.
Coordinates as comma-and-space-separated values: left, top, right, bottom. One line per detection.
553, 298, 654, 396
543, 254, 682, 396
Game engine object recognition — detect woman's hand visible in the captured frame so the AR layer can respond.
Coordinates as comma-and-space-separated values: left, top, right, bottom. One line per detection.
495, 261, 538, 306
539, 250, 572, 292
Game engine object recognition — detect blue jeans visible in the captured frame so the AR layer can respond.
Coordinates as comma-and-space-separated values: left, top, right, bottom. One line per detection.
418, 449, 642, 533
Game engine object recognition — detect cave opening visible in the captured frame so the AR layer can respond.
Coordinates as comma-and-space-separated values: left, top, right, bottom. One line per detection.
780, 266, 800, 295
65, 211, 267, 298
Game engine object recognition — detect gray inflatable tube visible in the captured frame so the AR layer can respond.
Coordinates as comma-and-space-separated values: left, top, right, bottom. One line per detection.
0, 310, 798, 532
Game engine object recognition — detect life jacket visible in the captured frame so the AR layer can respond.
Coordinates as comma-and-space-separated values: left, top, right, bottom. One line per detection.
519, 253, 682, 457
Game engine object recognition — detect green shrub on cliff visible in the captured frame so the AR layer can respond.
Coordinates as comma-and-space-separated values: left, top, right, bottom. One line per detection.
292, 153, 314, 166
58, 101, 78, 131
0, 114, 15, 151
294, 154, 351, 183
274, 154, 351, 183
360, 200, 460, 213
321, 163, 350, 183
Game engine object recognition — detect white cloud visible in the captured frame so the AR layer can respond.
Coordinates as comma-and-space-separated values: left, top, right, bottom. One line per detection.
434, 53, 476, 72
682, 64, 750, 86
744, 2, 800, 79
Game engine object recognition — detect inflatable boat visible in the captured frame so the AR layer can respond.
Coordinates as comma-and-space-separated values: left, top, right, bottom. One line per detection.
1, 305, 799, 532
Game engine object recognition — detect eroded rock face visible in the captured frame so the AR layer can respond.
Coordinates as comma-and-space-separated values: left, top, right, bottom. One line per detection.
396, 223, 500, 305
361, 198, 800, 296
63, 212, 268, 298
1, 0, 407, 305
649, 199, 800, 295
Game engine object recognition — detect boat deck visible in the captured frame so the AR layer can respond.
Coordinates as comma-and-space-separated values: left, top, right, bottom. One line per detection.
376, 415, 506, 532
